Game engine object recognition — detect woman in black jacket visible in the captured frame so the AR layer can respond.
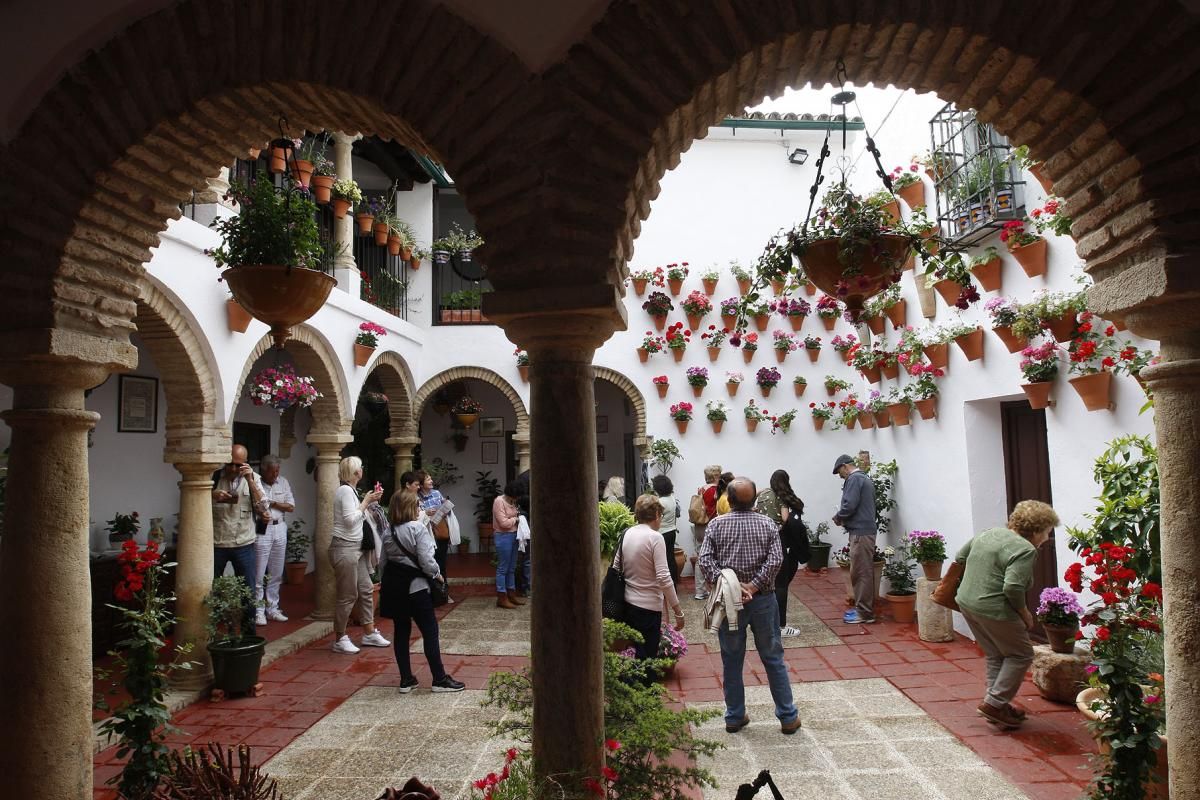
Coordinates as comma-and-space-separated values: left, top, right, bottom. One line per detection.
755, 470, 809, 637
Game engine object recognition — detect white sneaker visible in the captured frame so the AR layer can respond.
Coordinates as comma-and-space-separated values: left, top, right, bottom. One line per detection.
780, 626, 801, 637
254, 610, 267, 627
267, 609, 289, 622
331, 635, 360, 654
361, 631, 391, 648
693, 591, 709, 601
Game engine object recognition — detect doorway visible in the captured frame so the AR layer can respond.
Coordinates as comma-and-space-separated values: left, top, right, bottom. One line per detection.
1000, 401, 1057, 634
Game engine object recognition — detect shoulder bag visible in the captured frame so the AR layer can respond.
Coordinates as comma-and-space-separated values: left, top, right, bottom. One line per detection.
600, 531, 629, 621
687, 492, 709, 526
390, 525, 449, 607
931, 560, 964, 611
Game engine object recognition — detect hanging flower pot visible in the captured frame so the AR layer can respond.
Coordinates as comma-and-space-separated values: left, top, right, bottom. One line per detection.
721, 313, 737, 329
788, 315, 805, 332
247, 364, 321, 413
794, 382, 807, 397
1046, 313, 1078, 343
820, 316, 837, 332
518, 365, 530, 382
1011, 239, 1048, 278
875, 408, 891, 428
1021, 381, 1055, 409
637, 347, 649, 363
888, 402, 912, 426
866, 316, 885, 335
885, 299, 907, 329
992, 325, 1028, 354
742, 349, 755, 364
310, 175, 335, 204
845, 414, 857, 430
356, 212, 374, 234
691, 385, 704, 398
812, 417, 825, 431
954, 328, 985, 361
861, 366, 882, 384
924, 343, 950, 370
331, 198, 353, 219
432, 249, 451, 265
667, 278, 683, 296
754, 314, 770, 332
1068, 371, 1113, 411
726, 381, 740, 397
353, 342, 375, 367
703, 346, 720, 363
401, 245, 413, 262
804, 348, 819, 364
289, 159, 314, 189
675, 419, 689, 435
881, 362, 899, 380
770, 279, 785, 295
702, 278, 718, 295
914, 397, 938, 420
655, 383, 668, 398
1029, 162, 1053, 194
737, 278, 752, 295
373, 222, 390, 246
632, 278, 648, 296
746, 418, 759, 432
387, 233, 403, 256
652, 315, 667, 332
710, 419, 724, 434
226, 298, 253, 333
970, 256, 1003, 292
671, 348, 685, 363
932, 280, 961, 307
760, 385, 772, 398
804, 281, 817, 297
409, 253, 422, 270
268, 144, 288, 173
775, 349, 788, 364
896, 182, 925, 211
880, 200, 901, 223
455, 413, 480, 429
222, 266, 336, 349
858, 411, 875, 430
687, 314, 703, 331
886, 593, 917, 623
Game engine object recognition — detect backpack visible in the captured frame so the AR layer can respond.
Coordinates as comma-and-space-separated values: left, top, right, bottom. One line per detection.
688, 492, 710, 525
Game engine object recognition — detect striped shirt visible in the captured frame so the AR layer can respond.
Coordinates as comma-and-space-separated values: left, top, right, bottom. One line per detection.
697, 509, 782, 594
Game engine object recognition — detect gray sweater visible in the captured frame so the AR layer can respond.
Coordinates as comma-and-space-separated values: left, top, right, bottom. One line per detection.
835, 469, 877, 535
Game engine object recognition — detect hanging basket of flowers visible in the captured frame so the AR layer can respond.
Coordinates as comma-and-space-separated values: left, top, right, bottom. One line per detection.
451, 396, 484, 428
247, 365, 322, 413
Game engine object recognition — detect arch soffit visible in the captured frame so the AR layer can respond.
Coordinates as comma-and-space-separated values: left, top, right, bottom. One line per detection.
411, 367, 529, 436
235, 324, 351, 436
362, 350, 417, 438
592, 366, 647, 443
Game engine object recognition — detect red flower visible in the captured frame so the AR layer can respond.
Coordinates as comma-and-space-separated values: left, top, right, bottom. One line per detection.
601, 766, 619, 782
506, 747, 519, 761
1095, 626, 1111, 641
584, 778, 604, 796
473, 779, 489, 790
1074, 630, 1085, 640
1102, 357, 1115, 368
1105, 326, 1115, 336
604, 739, 621, 752
1141, 582, 1163, 601
1101, 591, 1118, 606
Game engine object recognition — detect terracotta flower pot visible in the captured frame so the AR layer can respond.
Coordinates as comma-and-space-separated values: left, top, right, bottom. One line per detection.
1011, 239, 1048, 277
284, 561, 307, 585
914, 397, 937, 420
875, 409, 891, 428
353, 342, 374, 367
226, 298, 253, 333
812, 417, 825, 431
820, 316, 837, 332
924, 343, 950, 370
269, 145, 287, 173
754, 314, 770, 332
387, 233, 403, 256
710, 419, 724, 434
743, 349, 755, 364
845, 415, 857, 430
691, 385, 704, 398
881, 200, 901, 223
632, 278, 648, 296
746, 418, 758, 432
707, 346, 721, 363
222, 265, 336, 348
1068, 371, 1113, 411
861, 366, 882, 384
675, 419, 689, 434
355, 213, 374, 234
775, 349, 788, 364
888, 402, 912, 426
1046, 312, 1078, 343
401, 245, 413, 262
1029, 162, 1054, 194
866, 316, 885, 335
794, 382, 807, 397
1021, 381, 1054, 409
886, 593, 917, 624
373, 222, 390, 246
331, 198, 352, 219
455, 413, 479, 429
737, 278, 751, 295
518, 365, 530, 382
721, 313, 736, 329
667, 278, 683, 295
770, 279, 785, 295
702, 278, 718, 295
896, 181, 925, 211
992, 325, 1028, 354
826, 385, 838, 398
310, 174, 335, 204
671, 348, 685, 362
289, 158, 314, 188
970, 257, 1003, 292
858, 412, 875, 430
655, 383, 668, 398
652, 315, 667, 331
409, 254, 421, 270
881, 362, 899, 380
885, 299, 907, 329
637, 348, 649, 363
920, 561, 943, 581
804, 281, 817, 297
788, 315, 805, 332
760, 385, 773, 398
933, 280, 961, 307
726, 381, 740, 397
1042, 622, 1080, 654
687, 314, 702, 331
955, 328, 984, 361
806, 348, 820, 363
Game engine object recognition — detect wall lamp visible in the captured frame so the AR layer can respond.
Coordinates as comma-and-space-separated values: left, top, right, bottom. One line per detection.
788, 147, 809, 165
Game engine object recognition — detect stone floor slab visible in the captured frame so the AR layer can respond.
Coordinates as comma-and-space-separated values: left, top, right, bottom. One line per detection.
682, 591, 841, 650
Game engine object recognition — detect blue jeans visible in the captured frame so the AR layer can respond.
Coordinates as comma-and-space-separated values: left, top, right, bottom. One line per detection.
214, 543, 258, 635
716, 592, 797, 727
495, 532, 517, 592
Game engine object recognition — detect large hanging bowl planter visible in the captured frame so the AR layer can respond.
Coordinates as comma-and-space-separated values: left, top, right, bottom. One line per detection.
798, 235, 909, 321
222, 265, 336, 348
455, 413, 480, 428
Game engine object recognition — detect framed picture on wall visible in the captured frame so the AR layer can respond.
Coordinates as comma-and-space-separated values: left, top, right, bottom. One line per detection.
117, 375, 158, 433
597, 445, 606, 462
596, 415, 609, 434
479, 416, 504, 437
481, 440, 499, 464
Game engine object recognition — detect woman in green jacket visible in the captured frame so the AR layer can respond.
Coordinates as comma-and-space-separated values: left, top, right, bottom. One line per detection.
954, 500, 1059, 730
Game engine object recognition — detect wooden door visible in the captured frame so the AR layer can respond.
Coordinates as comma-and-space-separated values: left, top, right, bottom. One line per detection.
1000, 401, 1057, 633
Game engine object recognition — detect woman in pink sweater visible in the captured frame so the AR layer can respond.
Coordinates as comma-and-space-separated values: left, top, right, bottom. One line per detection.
619, 495, 685, 670
492, 481, 524, 609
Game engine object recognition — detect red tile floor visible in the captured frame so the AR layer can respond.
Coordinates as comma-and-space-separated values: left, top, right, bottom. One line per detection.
93, 563, 1096, 799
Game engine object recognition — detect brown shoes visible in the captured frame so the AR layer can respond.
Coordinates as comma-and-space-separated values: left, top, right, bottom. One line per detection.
977, 702, 1023, 730
497, 592, 518, 609
725, 714, 750, 733
780, 717, 802, 735
507, 591, 526, 605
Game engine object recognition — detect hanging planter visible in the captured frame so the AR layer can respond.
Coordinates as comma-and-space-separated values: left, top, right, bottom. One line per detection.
875, 408, 891, 428
1021, 381, 1055, 409
1046, 313, 1078, 343
742, 349, 756, 364
221, 266, 336, 348
226, 298, 253, 333
793, 381, 807, 397
451, 396, 483, 429
746, 417, 759, 432
888, 402, 912, 426
881, 361, 899, 380
353, 322, 386, 368
1011, 238, 1048, 277
736, 278, 752, 295
409, 252, 422, 270
674, 419, 689, 434
247, 365, 321, 413
356, 212, 375, 234
632, 278, 648, 296
518, 365, 530, 382
387, 232, 404, 257
858, 411, 875, 430
753, 313, 770, 332
353, 343, 374, 367
654, 382, 669, 399
702, 278, 718, 295
372, 221, 390, 247
860, 365, 882, 384
637, 348, 649, 363
865, 316, 885, 335
331, 198, 352, 219
671, 348, 685, 363
992, 325, 1028, 354
914, 397, 938, 420
310, 174, 335, 204
798, 235, 908, 321
687, 314, 703, 331
726, 380, 741, 397
1029, 162, 1054, 194
932, 280, 961, 307
787, 315, 805, 332
1068, 371, 1113, 411
289, 159, 314, 189
806, 348, 820, 363
884, 299, 907, 329
721, 313, 737, 329
954, 328, 985, 361
710, 419, 724, 434
330, 179, 361, 220
896, 181, 925, 211
770, 279, 786, 295
812, 416, 825, 431
970, 255, 1003, 292
924, 343, 950, 371
651, 315, 667, 332
667, 278, 683, 296
804, 281, 817, 297
820, 316, 837, 332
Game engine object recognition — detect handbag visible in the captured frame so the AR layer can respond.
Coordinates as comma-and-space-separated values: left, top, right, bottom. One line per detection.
600, 532, 628, 621
687, 493, 709, 526
931, 559, 964, 611
432, 517, 451, 541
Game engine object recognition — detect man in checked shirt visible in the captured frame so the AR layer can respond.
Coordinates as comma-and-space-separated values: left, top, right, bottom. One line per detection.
698, 478, 801, 735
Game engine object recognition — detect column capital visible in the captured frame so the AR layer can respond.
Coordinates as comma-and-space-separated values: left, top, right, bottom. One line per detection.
173, 461, 224, 482
0, 329, 136, 386
332, 131, 363, 145
484, 284, 625, 360
307, 432, 353, 458
385, 435, 421, 451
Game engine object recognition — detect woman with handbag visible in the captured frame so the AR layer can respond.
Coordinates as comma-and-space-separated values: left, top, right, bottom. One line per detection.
621, 494, 685, 675
493, 481, 524, 609
381, 490, 464, 694
330, 456, 390, 655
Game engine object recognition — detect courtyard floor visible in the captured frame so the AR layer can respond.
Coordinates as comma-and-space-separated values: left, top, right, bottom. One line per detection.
92, 562, 1097, 800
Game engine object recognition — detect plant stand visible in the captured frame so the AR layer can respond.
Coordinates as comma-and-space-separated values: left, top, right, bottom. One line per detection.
210, 683, 264, 702
1033, 645, 1089, 703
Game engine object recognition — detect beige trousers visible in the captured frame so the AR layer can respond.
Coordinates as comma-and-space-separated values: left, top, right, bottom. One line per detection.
961, 609, 1034, 707
330, 540, 374, 636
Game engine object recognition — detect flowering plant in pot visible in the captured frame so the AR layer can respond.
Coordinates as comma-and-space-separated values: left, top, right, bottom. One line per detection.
105, 510, 140, 544
514, 349, 530, 381
743, 399, 768, 431
969, 246, 1003, 292
700, 324, 729, 359
803, 334, 822, 352
1020, 288, 1087, 342
755, 366, 781, 389
651, 374, 669, 398
809, 401, 835, 421
669, 401, 693, 433
629, 266, 665, 295
680, 290, 712, 327
730, 260, 754, 292
908, 530, 947, 580
725, 371, 744, 396
774, 297, 811, 319
353, 320, 387, 365
1036, 587, 1085, 653
664, 322, 691, 360
792, 375, 807, 395
705, 400, 729, 431
330, 178, 362, 219
734, 331, 759, 362
815, 294, 842, 326
665, 262, 690, 293
883, 535, 918, 622
830, 333, 858, 356
700, 264, 720, 294
642, 290, 674, 325
771, 330, 798, 360
205, 574, 266, 694
889, 163, 925, 209
638, 331, 666, 360
718, 296, 741, 326
907, 362, 944, 419
1066, 311, 1125, 411
769, 408, 797, 435
247, 365, 321, 413
746, 298, 772, 330
984, 295, 1031, 353
923, 252, 981, 309
1018, 340, 1061, 409
452, 396, 484, 428
823, 375, 850, 396
685, 366, 709, 396
284, 520, 310, 584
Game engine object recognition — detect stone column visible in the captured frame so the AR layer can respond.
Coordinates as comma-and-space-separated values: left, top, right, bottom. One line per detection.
487, 284, 624, 792
513, 432, 531, 473
307, 434, 352, 619
386, 434, 421, 488
332, 131, 361, 297
170, 461, 223, 688
0, 360, 110, 800
189, 166, 235, 227
1126, 300, 1200, 800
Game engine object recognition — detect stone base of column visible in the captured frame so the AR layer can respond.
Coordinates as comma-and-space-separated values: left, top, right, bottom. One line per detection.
916, 578, 954, 642
1031, 644, 1090, 703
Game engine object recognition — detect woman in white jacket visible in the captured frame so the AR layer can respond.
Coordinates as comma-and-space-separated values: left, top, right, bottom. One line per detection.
330, 456, 389, 654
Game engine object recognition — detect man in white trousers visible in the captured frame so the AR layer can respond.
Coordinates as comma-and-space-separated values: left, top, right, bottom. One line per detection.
255, 454, 295, 625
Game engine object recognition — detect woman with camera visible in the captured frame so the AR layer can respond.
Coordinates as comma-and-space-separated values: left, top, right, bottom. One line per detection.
330, 456, 390, 654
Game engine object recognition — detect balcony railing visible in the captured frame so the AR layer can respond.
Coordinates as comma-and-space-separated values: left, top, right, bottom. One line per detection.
357, 235, 409, 320
432, 256, 491, 326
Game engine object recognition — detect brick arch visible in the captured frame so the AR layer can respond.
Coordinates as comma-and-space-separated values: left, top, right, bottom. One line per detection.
0, 0, 532, 369
592, 366, 647, 444
411, 367, 530, 437
362, 350, 417, 439
134, 275, 228, 463
235, 323, 351, 436
552, 2, 1200, 314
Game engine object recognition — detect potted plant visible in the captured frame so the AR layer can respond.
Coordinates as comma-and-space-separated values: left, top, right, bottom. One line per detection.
699, 324, 729, 361
637, 331, 666, 362
105, 510, 139, 545
809, 401, 834, 431
849, 342, 884, 384
803, 334, 822, 362
664, 322, 690, 362
290, 134, 329, 189
806, 522, 832, 572
598, 500, 636, 567
968, 246, 1003, 292
743, 399, 767, 432
700, 264, 720, 295
284, 520, 309, 585
725, 370, 744, 397
705, 400, 729, 433
629, 266, 663, 297
668, 401, 693, 434
205, 575, 266, 695
719, 297, 740, 329
1067, 311, 1123, 411
823, 375, 850, 397
680, 290, 712, 330
830, 333, 858, 359
755, 366, 780, 398
883, 536, 917, 623
685, 366, 709, 397
815, 294, 842, 331
471, 470, 502, 545
641, 291, 674, 330
730, 260, 753, 295
907, 362, 944, 419
868, 391, 891, 428
771, 330, 798, 363
514, 349, 530, 382
999, 217, 1047, 277
887, 387, 914, 426
908, 530, 947, 581
769, 408, 798, 435
225, 295, 254, 333
923, 252, 981, 309
1018, 340, 1061, 409
793, 375, 808, 396
309, 155, 336, 204
665, 262, 690, 295
329, 178, 361, 220
452, 396, 483, 428
208, 178, 335, 348
1035, 587, 1084, 654
775, 297, 811, 331
737, 331, 759, 363
890, 163, 925, 209
985, 296, 1030, 353
652, 374, 669, 398
647, 438, 681, 475
247, 365, 321, 413
836, 400, 860, 430
353, 321, 386, 367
